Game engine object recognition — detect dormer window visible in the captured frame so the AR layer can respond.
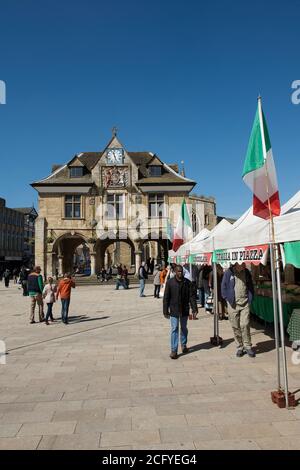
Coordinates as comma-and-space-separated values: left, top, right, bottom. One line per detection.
148, 165, 162, 177
70, 167, 84, 178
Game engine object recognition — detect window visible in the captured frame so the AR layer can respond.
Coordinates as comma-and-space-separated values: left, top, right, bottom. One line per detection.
192, 210, 198, 234
148, 194, 165, 218
70, 167, 84, 178
106, 194, 125, 219
205, 214, 209, 225
148, 166, 162, 177
65, 195, 81, 218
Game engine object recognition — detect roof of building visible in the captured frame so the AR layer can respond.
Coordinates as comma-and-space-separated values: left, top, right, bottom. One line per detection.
32, 142, 196, 187
13, 207, 38, 216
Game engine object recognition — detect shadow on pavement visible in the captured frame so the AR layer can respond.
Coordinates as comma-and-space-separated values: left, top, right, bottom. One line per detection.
67, 315, 110, 323
185, 338, 235, 355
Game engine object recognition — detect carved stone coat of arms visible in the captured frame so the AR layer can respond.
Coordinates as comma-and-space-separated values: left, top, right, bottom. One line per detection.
102, 166, 128, 188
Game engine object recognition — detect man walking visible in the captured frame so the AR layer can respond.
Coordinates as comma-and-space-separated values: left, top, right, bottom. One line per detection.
3, 269, 10, 288
27, 266, 44, 323
163, 265, 198, 359
138, 261, 148, 297
56, 273, 75, 324
221, 262, 255, 357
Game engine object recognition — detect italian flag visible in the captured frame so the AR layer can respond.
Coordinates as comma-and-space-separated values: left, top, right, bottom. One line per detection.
172, 199, 193, 252
242, 98, 281, 219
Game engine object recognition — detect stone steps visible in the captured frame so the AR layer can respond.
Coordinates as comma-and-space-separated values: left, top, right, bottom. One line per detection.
74, 275, 155, 286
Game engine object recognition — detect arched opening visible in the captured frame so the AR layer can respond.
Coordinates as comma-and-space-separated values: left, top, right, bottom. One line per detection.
94, 236, 136, 274
73, 243, 91, 275
141, 236, 171, 270
52, 233, 89, 276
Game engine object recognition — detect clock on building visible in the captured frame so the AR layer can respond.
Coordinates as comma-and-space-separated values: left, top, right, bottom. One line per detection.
106, 148, 124, 165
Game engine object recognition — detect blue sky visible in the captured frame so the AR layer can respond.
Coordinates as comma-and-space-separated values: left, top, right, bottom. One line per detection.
0, 0, 299, 217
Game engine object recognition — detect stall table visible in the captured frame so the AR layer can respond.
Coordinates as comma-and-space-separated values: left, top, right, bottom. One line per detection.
250, 284, 300, 327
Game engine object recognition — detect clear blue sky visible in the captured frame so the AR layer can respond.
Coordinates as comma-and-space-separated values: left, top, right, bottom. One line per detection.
1, 0, 299, 217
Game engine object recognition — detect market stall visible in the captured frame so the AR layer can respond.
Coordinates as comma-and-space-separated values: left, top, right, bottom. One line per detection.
206, 192, 300, 326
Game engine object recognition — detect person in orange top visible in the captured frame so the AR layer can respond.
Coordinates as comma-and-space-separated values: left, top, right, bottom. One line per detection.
160, 266, 168, 285
56, 273, 75, 324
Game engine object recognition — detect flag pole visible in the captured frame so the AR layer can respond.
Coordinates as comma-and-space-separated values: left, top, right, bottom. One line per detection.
258, 96, 289, 408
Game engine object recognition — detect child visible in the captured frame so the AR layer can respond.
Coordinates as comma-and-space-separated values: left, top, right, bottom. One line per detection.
43, 277, 57, 325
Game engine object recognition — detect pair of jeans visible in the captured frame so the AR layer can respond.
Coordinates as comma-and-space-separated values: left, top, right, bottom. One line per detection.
45, 303, 54, 322
61, 298, 70, 323
115, 279, 128, 290
154, 285, 160, 298
139, 279, 145, 296
198, 287, 205, 306
170, 316, 188, 353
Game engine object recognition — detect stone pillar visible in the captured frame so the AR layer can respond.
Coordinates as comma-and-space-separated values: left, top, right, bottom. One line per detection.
58, 256, 64, 276
35, 217, 46, 276
90, 252, 96, 275
135, 250, 142, 275
46, 250, 55, 277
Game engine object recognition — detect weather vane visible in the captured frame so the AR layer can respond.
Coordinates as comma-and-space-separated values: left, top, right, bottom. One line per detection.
112, 126, 118, 137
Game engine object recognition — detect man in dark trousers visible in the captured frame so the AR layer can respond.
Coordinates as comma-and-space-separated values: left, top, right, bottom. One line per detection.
163, 265, 198, 359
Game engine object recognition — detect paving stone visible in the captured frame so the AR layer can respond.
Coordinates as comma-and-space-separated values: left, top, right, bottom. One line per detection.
272, 420, 300, 436
0, 423, 22, 438
0, 436, 42, 450
159, 425, 220, 443
75, 417, 131, 434
34, 401, 83, 412
255, 436, 300, 450
216, 423, 279, 439
52, 409, 105, 423
50, 433, 101, 450
194, 439, 260, 450
18, 421, 77, 436
132, 414, 187, 430
0, 410, 54, 424
100, 430, 160, 447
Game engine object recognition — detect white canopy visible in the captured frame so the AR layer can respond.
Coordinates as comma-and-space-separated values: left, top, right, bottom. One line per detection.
211, 190, 300, 250
190, 219, 233, 254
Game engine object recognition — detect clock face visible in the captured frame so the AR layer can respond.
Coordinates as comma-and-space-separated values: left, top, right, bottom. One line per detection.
106, 148, 124, 165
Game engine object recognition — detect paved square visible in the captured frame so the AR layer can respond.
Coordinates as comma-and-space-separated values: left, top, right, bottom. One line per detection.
0, 282, 299, 450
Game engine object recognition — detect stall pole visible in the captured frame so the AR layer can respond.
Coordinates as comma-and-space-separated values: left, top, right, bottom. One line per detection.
210, 260, 223, 346
258, 96, 294, 408
274, 244, 294, 408
269, 243, 281, 390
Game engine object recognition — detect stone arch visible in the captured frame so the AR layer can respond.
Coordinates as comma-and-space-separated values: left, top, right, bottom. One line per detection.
141, 231, 172, 268
94, 233, 136, 274
51, 232, 90, 276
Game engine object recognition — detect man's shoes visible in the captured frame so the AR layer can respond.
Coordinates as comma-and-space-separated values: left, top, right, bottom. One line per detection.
181, 346, 189, 354
30, 320, 35, 324
170, 351, 178, 359
236, 348, 244, 357
45, 321, 49, 325
245, 348, 256, 358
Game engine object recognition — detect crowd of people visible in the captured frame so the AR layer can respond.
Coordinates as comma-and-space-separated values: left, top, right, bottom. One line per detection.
2, 259, 255, 359
1, 266, 76, 325
27, 267, 75, 325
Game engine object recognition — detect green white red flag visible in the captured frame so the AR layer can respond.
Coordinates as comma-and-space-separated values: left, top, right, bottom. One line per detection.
172, 199, 193, 252
242, 99, 281, 219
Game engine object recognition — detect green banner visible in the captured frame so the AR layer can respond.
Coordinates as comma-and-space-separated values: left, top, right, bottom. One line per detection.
284, 241, 300, 268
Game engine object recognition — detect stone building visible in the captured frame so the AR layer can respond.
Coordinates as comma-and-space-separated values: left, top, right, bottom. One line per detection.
0, 198, 24, 269
32, 133, 216, 277
14, 207, 38, 265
